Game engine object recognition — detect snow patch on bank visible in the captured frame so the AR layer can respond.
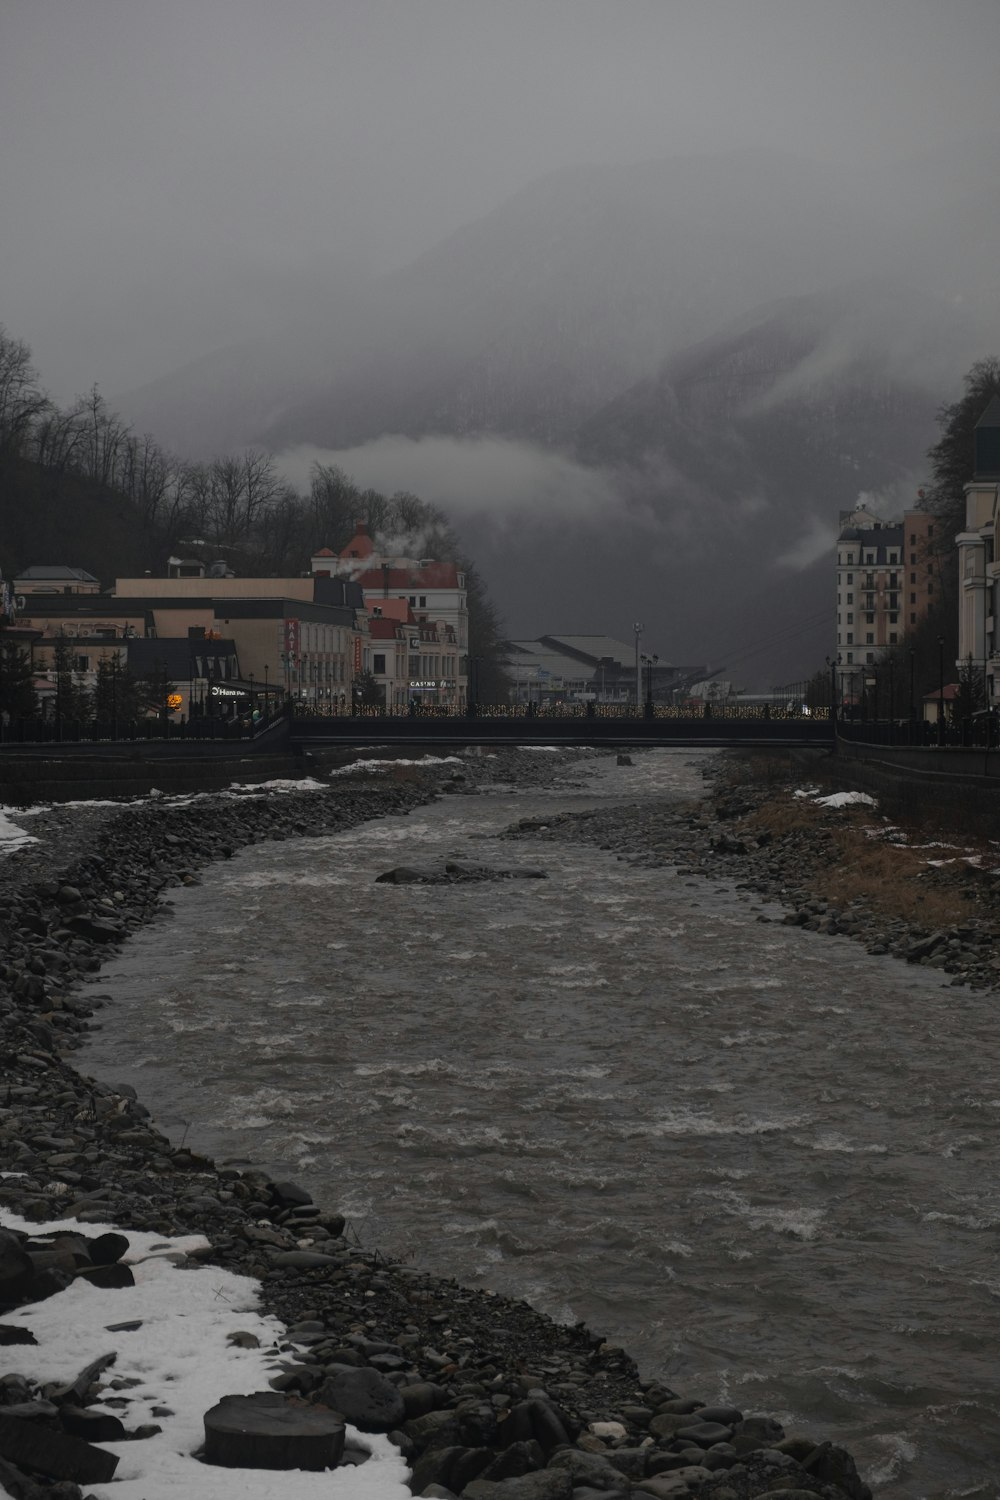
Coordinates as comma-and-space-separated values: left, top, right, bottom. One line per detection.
0, 1209, 410, 1500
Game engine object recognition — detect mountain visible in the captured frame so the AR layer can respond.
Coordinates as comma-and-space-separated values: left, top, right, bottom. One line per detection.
117, 150, 889, 458
456, 284, 957, 687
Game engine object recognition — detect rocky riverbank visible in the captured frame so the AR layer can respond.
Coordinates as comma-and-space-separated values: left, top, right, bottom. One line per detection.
502, 749, 1000, 995
1, 750, 873, 1499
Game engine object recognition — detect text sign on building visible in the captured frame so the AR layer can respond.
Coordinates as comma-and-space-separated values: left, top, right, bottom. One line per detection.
283, 618, 300, 663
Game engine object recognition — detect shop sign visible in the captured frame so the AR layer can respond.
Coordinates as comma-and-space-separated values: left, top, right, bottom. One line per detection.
283, 618, 300, 661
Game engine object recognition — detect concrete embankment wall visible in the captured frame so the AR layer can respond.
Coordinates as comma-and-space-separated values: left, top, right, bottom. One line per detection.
0, 732, 305, 804
825, 739, 1000, 838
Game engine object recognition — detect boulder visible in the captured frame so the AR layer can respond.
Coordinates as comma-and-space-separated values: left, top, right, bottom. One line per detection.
316, 1366, 406, 1433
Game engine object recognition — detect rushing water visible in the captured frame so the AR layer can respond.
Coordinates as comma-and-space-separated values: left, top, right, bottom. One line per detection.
80, 749, 1000, 1497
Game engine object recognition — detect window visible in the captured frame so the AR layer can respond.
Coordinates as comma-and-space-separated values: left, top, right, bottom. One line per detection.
75, 655, 89, 672
847, 592, 854, 604
846, 612, 853, 624
866, 612, 875, 624
373, 653, 386, 674
910, 613, 916, 624
889, 573, 898, 587
910, 592, 916, 604
910, 572, 916, 583
866, 633, 874, 645
866, 652, 875, 664
846, 632, 854, 644
889, 595, 898, 610
928, 525, 934, 537
846, 573, 854, 584
910, 534, 916, 545
890, 632, 898, 644
889, 613, 898, 624
910, 552, 916, 563
846, 652, 854, 664
847, 552, 855, 564
927, 562, 934, 575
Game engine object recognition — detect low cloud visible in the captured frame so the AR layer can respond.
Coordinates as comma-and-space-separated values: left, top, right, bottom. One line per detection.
276, 435, 622, 525
774, 516, 837, 571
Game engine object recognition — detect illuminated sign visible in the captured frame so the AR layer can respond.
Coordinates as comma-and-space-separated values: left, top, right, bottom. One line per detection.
209, 684, 246, 698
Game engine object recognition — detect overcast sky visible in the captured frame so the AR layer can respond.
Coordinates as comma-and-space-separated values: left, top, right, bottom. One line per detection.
3, 0, 1000, 402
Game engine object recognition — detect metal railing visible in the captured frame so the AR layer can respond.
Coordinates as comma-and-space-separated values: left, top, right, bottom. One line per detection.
0, 706, 285, 747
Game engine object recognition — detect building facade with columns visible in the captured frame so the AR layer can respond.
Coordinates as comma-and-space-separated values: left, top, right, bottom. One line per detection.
956, 397, 1000, 705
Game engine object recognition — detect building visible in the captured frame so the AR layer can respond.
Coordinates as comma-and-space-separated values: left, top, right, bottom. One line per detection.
113, 569, 368, 707
13, 565, 101, 598
503, 635, 686, 704
956, 396, 1000, 704
835, 504, 937, 702
316, 523, 468, 708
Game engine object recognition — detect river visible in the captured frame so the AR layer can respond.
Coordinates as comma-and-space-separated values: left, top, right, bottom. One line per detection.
79, 748, 1000, 1497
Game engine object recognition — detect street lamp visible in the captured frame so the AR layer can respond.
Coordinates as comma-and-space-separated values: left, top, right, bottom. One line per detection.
938, 634, 945, 746
633, 622, 643, 708
909, 649, 916, 727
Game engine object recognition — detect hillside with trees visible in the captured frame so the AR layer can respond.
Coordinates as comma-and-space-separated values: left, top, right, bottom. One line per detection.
0, 327, 510, 697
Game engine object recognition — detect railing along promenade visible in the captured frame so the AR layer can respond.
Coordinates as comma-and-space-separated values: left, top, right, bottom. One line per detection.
289, 702, 835, 749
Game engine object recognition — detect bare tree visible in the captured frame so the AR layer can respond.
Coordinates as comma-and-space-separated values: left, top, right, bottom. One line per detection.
0, 327, 50, 460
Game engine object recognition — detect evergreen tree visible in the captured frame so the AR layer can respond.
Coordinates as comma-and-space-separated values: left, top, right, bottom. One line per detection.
352, 669, 384, 710
135, 660, 179, 722
0, 639, 37, 719
51, 634, 92, 722
93, 653, 141, 723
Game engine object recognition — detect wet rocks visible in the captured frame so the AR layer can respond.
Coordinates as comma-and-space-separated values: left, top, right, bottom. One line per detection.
376, 862, 547, 885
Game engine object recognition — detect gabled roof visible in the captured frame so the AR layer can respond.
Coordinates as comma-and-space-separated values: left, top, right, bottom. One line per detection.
16, 565, 99, 584
339, 524, 375, 561
354, 562, 461, 591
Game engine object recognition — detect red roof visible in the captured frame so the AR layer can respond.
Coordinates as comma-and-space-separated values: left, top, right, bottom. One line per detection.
339, 524, 375, 561
369, 617, 402, 640
355, 562, 460, 590
312, 547, 335, 558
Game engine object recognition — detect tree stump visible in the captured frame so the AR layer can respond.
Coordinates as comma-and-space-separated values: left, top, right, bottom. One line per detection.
203, 1393, 345, 1471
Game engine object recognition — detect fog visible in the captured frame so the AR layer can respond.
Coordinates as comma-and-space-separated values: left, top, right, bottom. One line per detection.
3, 0, 999, 683
4, 0, 998, 400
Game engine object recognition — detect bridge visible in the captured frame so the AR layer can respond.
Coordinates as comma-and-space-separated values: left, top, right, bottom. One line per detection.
290, 709, 834, 750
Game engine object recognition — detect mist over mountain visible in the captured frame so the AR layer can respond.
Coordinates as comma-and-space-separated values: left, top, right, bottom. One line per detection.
112, 139, 1000, 687
118, 150, 889, 456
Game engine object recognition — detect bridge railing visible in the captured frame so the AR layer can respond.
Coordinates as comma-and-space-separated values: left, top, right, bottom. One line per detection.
293, 702, 831, 722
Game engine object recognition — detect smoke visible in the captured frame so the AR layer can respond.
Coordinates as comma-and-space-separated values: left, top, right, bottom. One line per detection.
774, 516, 838, 571
276, 434, 624, 525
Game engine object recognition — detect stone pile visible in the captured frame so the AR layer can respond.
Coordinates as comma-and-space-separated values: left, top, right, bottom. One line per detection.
0, 751, 875, 1497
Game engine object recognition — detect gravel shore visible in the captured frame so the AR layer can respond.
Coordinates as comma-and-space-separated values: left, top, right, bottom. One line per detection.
0, 749, 875, 1499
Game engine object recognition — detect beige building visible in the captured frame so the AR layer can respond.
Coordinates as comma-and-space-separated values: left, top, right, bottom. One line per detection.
835, 505, 937, 703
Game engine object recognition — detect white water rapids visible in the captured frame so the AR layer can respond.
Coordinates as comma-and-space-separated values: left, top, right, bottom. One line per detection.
80, 750, 1000, 1497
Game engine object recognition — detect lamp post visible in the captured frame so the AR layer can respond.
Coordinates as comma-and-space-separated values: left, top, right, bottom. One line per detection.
633, 622, 643, 709
909, 649, 916, 730
938, 634, 945, 747
888, 657, 895, 744
826, 656, 837, 728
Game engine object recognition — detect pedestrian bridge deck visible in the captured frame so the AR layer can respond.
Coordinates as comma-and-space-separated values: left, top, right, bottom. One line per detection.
290, 711, 834, 750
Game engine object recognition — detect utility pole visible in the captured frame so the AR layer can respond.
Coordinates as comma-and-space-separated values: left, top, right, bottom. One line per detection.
633, 622, 643, 708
